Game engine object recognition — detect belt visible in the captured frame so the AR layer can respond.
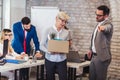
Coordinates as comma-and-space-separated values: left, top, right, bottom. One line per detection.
93, 52, 97, 56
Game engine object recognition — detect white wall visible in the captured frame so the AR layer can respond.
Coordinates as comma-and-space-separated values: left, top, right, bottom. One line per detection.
10, 0, 26, 28
31, 6, 59, 41
3, 0, 26, 29
3, 0, 10, 28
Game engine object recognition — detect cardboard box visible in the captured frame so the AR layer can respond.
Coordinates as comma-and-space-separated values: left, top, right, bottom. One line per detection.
48, 40, 69, 53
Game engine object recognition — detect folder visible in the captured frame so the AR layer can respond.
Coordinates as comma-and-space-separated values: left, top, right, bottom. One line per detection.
5, 59, 26, 64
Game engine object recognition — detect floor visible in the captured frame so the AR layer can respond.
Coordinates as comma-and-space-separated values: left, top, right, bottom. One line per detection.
29, 67, 89, 80
0, 67, 89, 80
30, 74, 89, 80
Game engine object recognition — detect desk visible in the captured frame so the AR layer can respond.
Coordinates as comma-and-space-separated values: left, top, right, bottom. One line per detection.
67, 61, 90, 80
0, 59, 44, 72
0, 59, 44, 80
67, 61, 90, 68
0, 60, 90, 80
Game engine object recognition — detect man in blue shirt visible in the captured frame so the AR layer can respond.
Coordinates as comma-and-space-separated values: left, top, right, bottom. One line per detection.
12, 17, 42, 80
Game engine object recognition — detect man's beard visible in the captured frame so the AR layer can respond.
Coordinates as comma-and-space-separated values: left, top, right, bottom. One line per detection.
25, 29, 30, 32
96, 18, 105, 22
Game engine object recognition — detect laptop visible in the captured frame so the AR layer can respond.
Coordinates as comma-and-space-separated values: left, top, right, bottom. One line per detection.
67, 51, 85, 63
3, 39, 9, 57
3, 39, 27, 64
0, 39, 9, 65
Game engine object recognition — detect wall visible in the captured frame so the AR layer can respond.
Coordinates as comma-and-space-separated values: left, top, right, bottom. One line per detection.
10, 0, 26, 27
26, 0, 109, 54
26, 0, 120, 79
3, 0, 10, 28
108, 0, 120, 79
2, 0, 26, 29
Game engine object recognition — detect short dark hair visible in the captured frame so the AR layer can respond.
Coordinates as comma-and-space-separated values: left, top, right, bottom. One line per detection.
97, 5, 110, 15
21, 17, 31, 25
3, 29, 11, 33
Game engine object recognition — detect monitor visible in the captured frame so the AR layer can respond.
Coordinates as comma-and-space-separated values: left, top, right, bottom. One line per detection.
0, 39, 8, 59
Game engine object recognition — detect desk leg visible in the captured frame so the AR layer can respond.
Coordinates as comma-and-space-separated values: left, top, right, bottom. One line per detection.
40, 65, 44, 80
19, 69, 22, 80
36, 65, 44, 80
36, 66, 39, 80
15, 70, 18, 80
0, 72, 1, 80
68, 67, 76, 80
68, 67, 71, 80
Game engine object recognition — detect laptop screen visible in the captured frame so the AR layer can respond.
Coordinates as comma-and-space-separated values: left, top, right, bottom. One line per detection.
0, 39, 8, 59
67, 51, 85, 63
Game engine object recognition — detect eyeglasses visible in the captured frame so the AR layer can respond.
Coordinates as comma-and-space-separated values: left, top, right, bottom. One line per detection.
96, 14, 104, 17
4, 34, 12, 36
59, 17, 68, 24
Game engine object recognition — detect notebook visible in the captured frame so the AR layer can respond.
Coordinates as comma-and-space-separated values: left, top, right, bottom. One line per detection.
67, 51, 85, 63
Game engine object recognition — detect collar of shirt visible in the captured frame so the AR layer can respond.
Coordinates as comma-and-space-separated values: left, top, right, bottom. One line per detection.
53, 25, 63, 33
22, 24, 24, 30
53, 25, 63, 39
98, 19, 106, 26
22, 24, 27, 37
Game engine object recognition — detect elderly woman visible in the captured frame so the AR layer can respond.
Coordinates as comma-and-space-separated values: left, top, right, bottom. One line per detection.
0, 29, 23, 80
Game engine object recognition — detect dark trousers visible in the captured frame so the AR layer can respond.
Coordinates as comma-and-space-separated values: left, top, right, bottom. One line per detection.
45, 59, 67, 80
19, 68, 29, 80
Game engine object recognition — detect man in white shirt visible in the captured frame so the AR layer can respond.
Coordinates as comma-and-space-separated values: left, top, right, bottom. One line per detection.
87, 5, 113, 80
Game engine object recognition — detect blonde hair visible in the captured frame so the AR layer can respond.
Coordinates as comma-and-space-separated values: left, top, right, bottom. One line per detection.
0, 29, 13, 54
57, 11, 70, 21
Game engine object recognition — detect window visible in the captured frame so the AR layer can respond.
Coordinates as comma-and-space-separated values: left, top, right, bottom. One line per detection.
0, 0, 3, 31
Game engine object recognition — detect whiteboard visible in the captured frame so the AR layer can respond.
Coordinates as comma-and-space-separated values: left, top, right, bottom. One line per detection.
31, 6, 59, 43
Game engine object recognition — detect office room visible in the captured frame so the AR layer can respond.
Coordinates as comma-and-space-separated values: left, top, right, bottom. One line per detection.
0, 0, 120, 80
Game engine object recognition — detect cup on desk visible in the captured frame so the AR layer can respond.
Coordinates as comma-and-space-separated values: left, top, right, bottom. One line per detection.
29, 56, 37, 63
32, 56, 37, 62
24, 56, 29, 61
